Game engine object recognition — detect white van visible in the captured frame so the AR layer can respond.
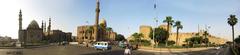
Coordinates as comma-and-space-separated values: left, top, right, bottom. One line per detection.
93, 41, 112, 50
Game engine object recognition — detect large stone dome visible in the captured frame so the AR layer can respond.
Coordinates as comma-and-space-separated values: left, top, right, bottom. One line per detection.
100, 19, 106, 24
99, 19, 107, 27
27, 20, 40, 29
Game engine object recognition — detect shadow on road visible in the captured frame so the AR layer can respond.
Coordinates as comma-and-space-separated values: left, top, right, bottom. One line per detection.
81, 50, 124, 55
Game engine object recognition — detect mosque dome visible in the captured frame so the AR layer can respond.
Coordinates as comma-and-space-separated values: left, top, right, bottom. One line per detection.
100, 19, 106, 24
99, 19, 107, 27
27, 20, 40, 29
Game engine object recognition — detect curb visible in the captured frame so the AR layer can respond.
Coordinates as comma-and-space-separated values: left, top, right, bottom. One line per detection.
138, 47, 214, 53
230, 46, 238, 55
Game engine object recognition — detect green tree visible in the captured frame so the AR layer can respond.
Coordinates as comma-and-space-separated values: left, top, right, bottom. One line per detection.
202, 38, 209, 46
227, 14, 238, 46
234, 35, 240, 44
173, 21, 183, 46
203, 31, 209, 46
150, 27, 169, 45
149, 28, 153, 41
115, 34, 125, 41
132, 33, 144, 45
185, 34, 203, 47
163, 16, 174, 46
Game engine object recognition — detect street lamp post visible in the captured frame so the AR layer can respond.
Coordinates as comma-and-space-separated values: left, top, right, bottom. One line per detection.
152, 0, 158, 49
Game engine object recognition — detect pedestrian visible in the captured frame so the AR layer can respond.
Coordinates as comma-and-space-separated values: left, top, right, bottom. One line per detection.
124, 46, 131, 55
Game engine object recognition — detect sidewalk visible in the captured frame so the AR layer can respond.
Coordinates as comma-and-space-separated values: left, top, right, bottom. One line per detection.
138, 46, 215, 52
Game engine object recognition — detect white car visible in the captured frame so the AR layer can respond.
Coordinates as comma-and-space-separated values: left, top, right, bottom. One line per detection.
93, 41, 112, 51
215, 47, 220, 50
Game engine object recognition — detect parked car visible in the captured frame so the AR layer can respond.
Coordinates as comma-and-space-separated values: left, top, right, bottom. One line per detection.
215, 46, 221, 50
118, 41, 126, 48
61, 41, 68, 45
93, 41, 112, 51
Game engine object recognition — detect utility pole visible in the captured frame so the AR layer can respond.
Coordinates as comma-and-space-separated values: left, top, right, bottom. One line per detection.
153, 0, 158, 48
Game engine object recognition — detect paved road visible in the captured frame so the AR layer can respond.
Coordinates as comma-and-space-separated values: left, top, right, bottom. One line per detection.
0, 45, 234, 55
180, 47, 233, 55
146, 47, 234, 55
0, 45, 154, 55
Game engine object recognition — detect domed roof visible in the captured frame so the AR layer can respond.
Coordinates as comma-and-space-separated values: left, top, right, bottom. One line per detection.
27, 20, 40, 29
99, 19, 107, 27
99, 19, 106, 25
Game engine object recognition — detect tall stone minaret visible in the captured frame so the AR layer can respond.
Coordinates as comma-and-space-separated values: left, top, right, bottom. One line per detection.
44, 21, 46, 32
47, 18, 51, 35
94, 0, 100, 41
18, 10, 23, 42
41, 21, 46, 32
42, 20, 44, 30
19, 10, 22, 30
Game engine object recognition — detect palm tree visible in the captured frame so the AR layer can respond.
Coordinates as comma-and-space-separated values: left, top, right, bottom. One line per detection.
227, 14, 238, 46
173, 21, 183, 46
163, 16, 174, 46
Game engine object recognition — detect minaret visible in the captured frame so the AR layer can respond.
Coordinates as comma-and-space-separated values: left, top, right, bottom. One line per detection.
47, 18, 51, 35
42, 20, 44, 31
19, 10, 22, 30
18, 10, 23, 42
44, 21, 46, 32
94, 0, 100, 41
41, 21, 46, 32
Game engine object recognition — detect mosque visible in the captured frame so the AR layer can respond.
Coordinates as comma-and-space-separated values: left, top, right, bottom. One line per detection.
77, 19, 117, 44
76, 0, 117, 44
18, 10, 72, 46
18, 10, 44, 45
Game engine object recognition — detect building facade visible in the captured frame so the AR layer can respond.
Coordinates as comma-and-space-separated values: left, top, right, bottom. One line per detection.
77, 19, 117, 43
18, 10, 72, 46
48, 30, 72, 43
139, 25, 152, 40
0, 36, 16, 46
19, 20, 44, 45
77, 25, 94, 43
128, 24, 227, 46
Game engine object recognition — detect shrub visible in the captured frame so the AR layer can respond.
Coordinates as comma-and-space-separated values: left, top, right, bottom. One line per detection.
140, 40, 151, 46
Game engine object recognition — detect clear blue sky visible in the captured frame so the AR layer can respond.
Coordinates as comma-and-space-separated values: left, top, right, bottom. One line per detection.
0, 0, 239, 41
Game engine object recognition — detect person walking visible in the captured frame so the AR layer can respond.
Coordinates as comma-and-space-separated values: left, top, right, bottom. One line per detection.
124, 46, 131, 55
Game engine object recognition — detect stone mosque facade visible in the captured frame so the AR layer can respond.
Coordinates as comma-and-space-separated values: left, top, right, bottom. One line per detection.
18, 10, 72, 45
76, 0, 116, 44
77, 19, 117, 43
18, 10, 43, 45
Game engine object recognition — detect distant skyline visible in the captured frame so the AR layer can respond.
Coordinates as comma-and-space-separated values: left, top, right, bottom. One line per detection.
0, 0, 239, 41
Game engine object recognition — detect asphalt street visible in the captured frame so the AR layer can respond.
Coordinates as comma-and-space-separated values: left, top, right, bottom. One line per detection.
0, 45, 234, 55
